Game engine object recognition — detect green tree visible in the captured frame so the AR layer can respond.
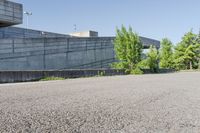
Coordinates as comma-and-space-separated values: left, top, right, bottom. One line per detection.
146, 45, 159, 73
196, 30, 200, 69
113, 25, 143, 73
174, 30, 200, 70
173, 42, 187, 70
159, 38, 174, 69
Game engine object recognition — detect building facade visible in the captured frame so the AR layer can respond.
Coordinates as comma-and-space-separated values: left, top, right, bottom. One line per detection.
0, 0, 160, 70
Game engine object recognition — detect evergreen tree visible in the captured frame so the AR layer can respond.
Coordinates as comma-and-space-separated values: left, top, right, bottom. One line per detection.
159, 38, 174, 69
113, 25, 143, 73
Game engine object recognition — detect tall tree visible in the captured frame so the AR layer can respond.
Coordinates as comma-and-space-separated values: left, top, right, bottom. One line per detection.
173, 42, 187, 70
159, 38, 174, 69
113, 25, 143, 73
146, 45, 159, 73
174, 30, 200, 70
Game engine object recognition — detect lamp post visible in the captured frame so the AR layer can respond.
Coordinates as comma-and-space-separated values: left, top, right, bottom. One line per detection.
24, 11, 32, 29
74, 24, 77, 32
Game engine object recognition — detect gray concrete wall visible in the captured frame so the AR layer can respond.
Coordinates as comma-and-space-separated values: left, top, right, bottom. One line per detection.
0, 27, 160, 49
0, 27, 70, 38
140, 36, 160, 49
0, 69, 126, 83
0, 0, 22, 27
0, 37, 116, 70
0, 36, 160, 71
0, 69, 175, 83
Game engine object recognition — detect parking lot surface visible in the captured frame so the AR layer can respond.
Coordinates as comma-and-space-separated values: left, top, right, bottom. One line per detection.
1, 72, 200, 132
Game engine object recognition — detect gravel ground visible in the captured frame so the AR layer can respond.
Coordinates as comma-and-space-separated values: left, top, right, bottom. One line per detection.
1, 72, 200, 133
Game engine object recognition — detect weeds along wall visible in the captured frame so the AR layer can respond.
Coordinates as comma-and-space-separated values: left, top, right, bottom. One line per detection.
0, 37, 116, 70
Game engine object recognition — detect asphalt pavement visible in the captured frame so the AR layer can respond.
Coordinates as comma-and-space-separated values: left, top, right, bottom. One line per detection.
1, 72, 200, 132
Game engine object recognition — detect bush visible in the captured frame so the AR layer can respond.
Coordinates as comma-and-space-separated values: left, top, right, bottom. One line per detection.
98, 71, 106, 76
131, 67, 144, 75
40, 77, 65, 81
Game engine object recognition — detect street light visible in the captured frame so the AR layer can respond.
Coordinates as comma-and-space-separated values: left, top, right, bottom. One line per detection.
24, 11, 32, 29
74, 24, 77, 32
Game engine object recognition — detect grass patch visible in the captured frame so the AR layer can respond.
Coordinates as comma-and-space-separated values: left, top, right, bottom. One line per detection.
179, 69, 200, 72
40, 77, 65, 81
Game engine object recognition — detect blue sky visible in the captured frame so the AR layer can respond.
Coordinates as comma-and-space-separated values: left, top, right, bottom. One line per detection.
15, 0, 200, 44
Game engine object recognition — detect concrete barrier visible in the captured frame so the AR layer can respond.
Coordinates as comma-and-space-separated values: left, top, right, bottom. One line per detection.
142, 69, 176, 74
0, 69, 176, 83
0, 69, 126, 83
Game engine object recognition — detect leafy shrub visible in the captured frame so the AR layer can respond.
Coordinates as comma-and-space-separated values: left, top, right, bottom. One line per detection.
40, 77, 65, 81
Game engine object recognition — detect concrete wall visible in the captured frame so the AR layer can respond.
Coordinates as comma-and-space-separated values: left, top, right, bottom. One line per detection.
0, 27, 70, 38
0, 69, 175, 83
0, 69, 126, 83
0, 37, 116, 70
0, 0, 22, 27
0, 27, 160, 49
0, 36, 160, 71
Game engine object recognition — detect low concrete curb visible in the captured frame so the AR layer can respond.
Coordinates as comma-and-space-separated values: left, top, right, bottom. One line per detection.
0, 69, 125, 83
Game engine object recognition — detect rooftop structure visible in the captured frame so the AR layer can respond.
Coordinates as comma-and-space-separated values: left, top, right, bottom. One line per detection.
70, 31, 98, 37
0, 0, 23, 27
